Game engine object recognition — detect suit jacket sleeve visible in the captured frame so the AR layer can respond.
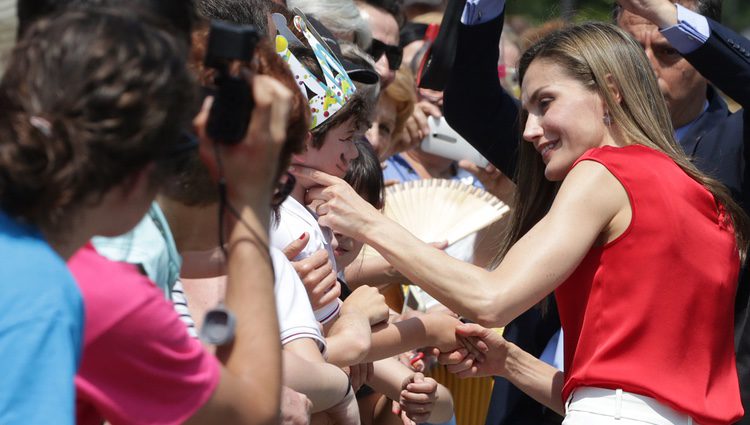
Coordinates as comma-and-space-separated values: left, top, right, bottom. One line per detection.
443, 11, 520, 178
684, 19, 750, 108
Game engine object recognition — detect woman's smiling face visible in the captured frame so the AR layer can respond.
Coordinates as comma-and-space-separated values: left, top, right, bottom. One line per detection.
521, 58, 613, 181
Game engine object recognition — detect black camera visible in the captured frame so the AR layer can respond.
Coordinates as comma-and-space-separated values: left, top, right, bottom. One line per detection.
204, 20, 262, 145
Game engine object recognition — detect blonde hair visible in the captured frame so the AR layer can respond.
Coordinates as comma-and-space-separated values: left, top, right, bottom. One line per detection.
495, 22, 748, 267
382, 67, 416, 136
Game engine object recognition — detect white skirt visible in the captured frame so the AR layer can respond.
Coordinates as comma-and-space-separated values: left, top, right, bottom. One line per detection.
562, 387, 695, 425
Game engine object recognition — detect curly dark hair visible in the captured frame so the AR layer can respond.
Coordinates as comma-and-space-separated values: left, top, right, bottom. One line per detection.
0, 8, 196, 230
196, 0, 271, 34
17, 0, 197, 42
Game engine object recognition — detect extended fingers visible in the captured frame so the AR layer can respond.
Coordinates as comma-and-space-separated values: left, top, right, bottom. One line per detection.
455, 365, 481, 379
437, 348, 468, 365
417, 99, 443, 119
282, 232, 310, 260
312, 276, 340, 307
456, 323, 491, 339
289, 165, 343, 187
445, 353, 478, 375
457, 160, 482, 175
292, 251, 330, 280
458, 335, 486, 362
403, 115, 423, 146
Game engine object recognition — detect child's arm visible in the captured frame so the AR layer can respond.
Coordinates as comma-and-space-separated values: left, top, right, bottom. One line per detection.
281, 349, 354, 414
344, 255, 404, 289
364, 313, 463, 363
324, 286, 390, 367
367, 358, 454, 424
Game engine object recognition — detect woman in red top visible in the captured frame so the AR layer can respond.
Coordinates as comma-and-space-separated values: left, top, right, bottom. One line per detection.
290, 19, 748, 425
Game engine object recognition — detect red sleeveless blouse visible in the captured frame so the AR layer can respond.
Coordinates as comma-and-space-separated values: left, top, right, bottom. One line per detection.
557, 145, 742, 425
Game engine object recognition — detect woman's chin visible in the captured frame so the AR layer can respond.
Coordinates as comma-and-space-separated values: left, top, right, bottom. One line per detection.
544, 166, 566, 182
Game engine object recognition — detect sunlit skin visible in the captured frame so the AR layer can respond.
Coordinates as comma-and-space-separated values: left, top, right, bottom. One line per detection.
366, 96, 398, 159
358, 2, 399, 88
293, 119, 360, 181
332, 231, 365, 270
291, 118, 360, 203
617, 9, 707, 128
521, 59, 620, 181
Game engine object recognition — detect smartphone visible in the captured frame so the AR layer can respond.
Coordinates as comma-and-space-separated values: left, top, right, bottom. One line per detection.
420, 116, 490, 168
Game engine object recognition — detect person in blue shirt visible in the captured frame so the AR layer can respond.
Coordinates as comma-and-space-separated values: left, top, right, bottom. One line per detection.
0, 8, 195, 423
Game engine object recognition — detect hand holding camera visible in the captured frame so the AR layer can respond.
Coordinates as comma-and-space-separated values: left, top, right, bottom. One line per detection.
196, 21, 292, 207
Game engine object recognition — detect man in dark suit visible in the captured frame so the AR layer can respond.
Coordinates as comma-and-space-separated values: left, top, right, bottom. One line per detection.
443, 0, 750, 423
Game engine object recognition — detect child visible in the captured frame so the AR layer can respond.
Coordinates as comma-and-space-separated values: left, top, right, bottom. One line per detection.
335, 139, 456, 425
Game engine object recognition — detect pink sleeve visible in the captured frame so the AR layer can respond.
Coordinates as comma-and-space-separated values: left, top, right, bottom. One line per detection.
75, 270, 220, 425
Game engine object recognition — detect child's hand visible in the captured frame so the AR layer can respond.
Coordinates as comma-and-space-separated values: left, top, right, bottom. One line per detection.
290, 249, 341, 310
424, 312, 464, 352
341, 285, 389, 326
397, 372, 438, 423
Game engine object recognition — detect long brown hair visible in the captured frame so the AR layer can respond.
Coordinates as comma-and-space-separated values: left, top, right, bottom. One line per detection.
494, 22, 748, 267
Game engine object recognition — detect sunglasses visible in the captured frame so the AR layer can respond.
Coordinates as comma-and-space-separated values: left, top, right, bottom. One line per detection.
368, 38, 403, 71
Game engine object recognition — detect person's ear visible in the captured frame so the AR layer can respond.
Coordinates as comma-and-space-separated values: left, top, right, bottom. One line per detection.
604, 73, 622, 105
292, 131, 313, 163
303, 131, 312, 151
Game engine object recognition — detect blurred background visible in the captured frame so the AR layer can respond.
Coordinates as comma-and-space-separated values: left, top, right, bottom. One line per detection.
507, 0, 750, 33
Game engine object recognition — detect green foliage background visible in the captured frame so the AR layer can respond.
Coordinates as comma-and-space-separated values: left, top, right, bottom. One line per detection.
505, 0, 750, 33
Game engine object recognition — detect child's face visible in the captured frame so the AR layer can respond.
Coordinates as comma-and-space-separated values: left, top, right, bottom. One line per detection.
293, 117, 360, 182
332, 231, 365, 270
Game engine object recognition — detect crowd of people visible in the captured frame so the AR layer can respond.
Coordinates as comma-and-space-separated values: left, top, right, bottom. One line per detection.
0, 0, 749, 424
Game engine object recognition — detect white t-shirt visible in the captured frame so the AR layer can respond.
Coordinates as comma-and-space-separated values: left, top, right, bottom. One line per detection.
176, 248, 326, 354
270, 248, 327, 354
271, 196, 341, 324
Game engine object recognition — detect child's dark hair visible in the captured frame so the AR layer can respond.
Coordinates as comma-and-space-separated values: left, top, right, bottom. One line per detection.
17, 0, 197, 42
344, 139, 384, 209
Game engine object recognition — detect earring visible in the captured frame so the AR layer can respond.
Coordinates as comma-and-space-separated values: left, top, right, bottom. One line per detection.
603, 112, 612, 126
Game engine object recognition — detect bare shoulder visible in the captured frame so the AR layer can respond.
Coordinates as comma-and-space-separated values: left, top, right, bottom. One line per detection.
551, 159, 630, 231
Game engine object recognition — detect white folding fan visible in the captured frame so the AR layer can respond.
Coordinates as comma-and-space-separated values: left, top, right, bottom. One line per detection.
362, 179, 510, 258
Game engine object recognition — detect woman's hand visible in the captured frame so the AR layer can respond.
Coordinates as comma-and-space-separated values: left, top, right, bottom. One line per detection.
437, 323, 510, 379
290, 166, 383, 241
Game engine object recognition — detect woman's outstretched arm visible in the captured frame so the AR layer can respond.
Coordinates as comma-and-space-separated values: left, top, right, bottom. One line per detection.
293, 160, 628, 327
